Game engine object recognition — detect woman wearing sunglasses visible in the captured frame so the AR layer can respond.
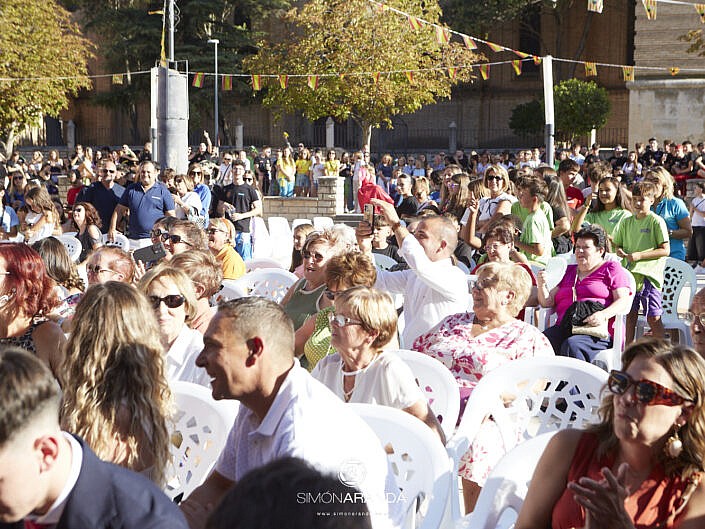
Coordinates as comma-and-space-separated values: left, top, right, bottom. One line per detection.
162, 219, 208, 260
294, 251, 378, 371
462, 164, 516, 242
312, 286, 445, 444
517, 338, 705, 529
138, 264, 208, 387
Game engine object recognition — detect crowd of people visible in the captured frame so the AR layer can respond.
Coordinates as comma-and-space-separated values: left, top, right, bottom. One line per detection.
2, 135, 705, 529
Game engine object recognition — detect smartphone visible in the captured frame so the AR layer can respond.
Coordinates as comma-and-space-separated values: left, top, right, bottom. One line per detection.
363, 203, 375, 227
133, 242, 167, 265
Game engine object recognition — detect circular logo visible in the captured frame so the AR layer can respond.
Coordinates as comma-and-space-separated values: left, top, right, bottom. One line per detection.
338, 459, 367, 488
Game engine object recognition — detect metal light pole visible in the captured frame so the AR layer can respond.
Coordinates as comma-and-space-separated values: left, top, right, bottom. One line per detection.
207, 39, 219, 147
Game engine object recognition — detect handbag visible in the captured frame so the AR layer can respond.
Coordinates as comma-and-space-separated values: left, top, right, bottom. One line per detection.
561, 270, 610, 340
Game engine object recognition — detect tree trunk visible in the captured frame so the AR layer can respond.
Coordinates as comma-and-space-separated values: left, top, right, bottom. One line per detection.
221, 115, 231, 145
361, 121, 372, 150
1, 126, 16, 158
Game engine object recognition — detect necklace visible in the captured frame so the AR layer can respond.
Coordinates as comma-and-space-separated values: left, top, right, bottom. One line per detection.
341, 354, 380, 402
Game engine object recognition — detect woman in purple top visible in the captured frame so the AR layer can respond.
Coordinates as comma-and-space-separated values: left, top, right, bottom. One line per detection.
538, 224, 632, 361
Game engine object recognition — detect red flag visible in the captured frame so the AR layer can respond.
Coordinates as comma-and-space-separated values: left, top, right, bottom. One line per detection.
192, 72, 204, 88
307, 75, 319, 90
435, 27, 450, 45
408, 16, 422, 30
278, 75, 289, 89
447, 67, 457, 79
405, 71, 414, 83
479, 64, 490, 80
462, 36, 477, 50
486, 41, 504, 53
251, 75, 262, 91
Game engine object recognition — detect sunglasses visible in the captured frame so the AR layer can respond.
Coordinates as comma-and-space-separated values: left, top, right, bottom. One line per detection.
608, 370, 692, 406
486, 175, 503, 182
86, 264, 116, 275
328, 312, 363, 327
150, 229, 166, 239
189, 171, 202, 176
163, 233, 192, 246
244, 178, 253, 183
104, 169, 117, 174
302, 250, 326, 262
149, 294, 186, 310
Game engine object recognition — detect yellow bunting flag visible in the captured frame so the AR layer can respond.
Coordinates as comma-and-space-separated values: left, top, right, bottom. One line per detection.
513, 51, 530, 59
435, 27, 450, 45
447, 67, 457, 80
338, 73, 346, 80
307, 75, 319, 90
408, 16, 422, 31
278, 75, 289, 89
372, 72, 381, 84
222, 75, 232, 91
462, 35, 477, 50
486, 41, 505, 53
642, 0, 656, 20
251, 75, 262, 91
192, 72, 204, 88
670, 67, 680, 76
587, 0, 603, 14
405, 71, 414, 83
533, 56, 542, 65
512, 60, 522, 76
112, 74, 123, 85
373, 2, 388, 13
696, 4, 705, 23
584, 62, 597, 77
480, 64, 490, 80
622, 66, 635, 82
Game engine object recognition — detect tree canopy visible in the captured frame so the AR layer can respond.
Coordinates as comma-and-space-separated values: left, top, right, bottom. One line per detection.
509, 79, 610, 142
243, 0, 483, 146
0, 0, 92, 155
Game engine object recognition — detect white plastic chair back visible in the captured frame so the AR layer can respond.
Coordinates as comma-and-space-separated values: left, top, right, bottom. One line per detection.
591, 268, 637, 372
643, 257, 696, 346
374, 253, 398, 271
312, 216, 334, 230
446, 356, 607, 522
267, 216, 293, 269
164, 381, 239, 502
210, 279, 247, 305
292, 218, 313, 230
350, 403, 453, 529
57, 235, 82, 263
233, 268, 298, 303
469, 432, 555, 529
101, 232, 130, 252
250, 216, 273, 259
393, 349, 460, 440
245, 257, 284, 272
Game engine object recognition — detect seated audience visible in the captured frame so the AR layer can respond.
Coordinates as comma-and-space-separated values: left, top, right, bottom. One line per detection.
206, 217, 246, 280
85, 246, 135, 286
289, 222, 315, 277
170, 250, 223, 334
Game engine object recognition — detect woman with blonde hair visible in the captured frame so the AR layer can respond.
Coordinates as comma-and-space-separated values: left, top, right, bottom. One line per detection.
207, 217, 245, 280
139, 264, 208, 387
643, 166, 692, 260
277, 146, 296, 197
60, 281, 172, 485
22, 185, 61, 242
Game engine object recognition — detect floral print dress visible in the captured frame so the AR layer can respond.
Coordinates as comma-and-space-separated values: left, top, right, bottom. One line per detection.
413, 313, 554, 484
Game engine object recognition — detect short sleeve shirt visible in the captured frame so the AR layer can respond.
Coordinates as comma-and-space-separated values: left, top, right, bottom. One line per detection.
118, 181, 174, 239
520, 209, 553, 266
584, 209, 632, 238
653, 197, 689, 260
613, 212, 668, 288
1, 206, 19, 234
219, 183, 259, 232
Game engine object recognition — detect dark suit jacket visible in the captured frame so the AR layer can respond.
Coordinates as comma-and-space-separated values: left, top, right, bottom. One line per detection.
1, 437, 188, 529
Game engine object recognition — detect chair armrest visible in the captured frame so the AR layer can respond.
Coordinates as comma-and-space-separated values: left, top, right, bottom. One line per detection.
536, 307, 556, 331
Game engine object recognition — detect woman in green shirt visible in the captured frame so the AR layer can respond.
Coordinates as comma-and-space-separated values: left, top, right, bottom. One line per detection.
571, 176, 632, 239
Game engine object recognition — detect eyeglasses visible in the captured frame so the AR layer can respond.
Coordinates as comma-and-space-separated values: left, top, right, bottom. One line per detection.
472, 277, 498, 291
151, 229, 166, 239
207, 228, 226, 235
607, 370, 692, 406
13, 176, 24, 180
189, 171, 202, 176
244, 178, 253, 183
163, 233, 192, 246
222, 158, 233, 162
86, 264, 116, 275
324, 288, 346, 301
328, 312, 363, 327
684, 312, 705, 327
302, 250, 326, 262
148, 294, 186, 309
486, 175, 503, 182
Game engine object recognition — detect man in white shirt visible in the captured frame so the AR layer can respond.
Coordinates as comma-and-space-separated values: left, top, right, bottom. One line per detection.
0, 348, 187, 529
358, 200, 470, 346
183, 298, 403, 529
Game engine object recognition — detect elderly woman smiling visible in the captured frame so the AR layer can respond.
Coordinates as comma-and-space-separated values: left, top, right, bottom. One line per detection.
312, 286, 445, 444
412, 261, 553, 512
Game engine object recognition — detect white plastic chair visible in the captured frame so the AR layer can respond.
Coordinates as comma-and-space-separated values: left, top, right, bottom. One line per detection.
233, 268, 298, 303
245, 257, 284, 272
164, 381, 239, 502
292, 218, 313, 230
101, 232, 130, 252
210, 279, 247, 305
446, 356, 607, 523
57, 235, 82, 263
267, 216, 293, 269
250, 216, 273, 259
373, 253, 398, 271
636, 257, 696, 346
312, 216, 334, 230
393, 349, 461, 440
350, 403, 453, 529
463, 432, 556, 529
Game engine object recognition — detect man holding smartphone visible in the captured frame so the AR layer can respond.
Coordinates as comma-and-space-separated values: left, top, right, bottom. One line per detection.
216, 160, 261, 260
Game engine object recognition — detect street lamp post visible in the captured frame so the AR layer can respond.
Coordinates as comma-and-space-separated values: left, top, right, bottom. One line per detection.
207, 39, 219, 148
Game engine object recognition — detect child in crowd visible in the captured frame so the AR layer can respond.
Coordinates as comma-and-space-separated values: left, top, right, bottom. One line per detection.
612, 181, 669, 342
371, 215, 403, 264
514, 178, 553, 266
290, 223, 315, 277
